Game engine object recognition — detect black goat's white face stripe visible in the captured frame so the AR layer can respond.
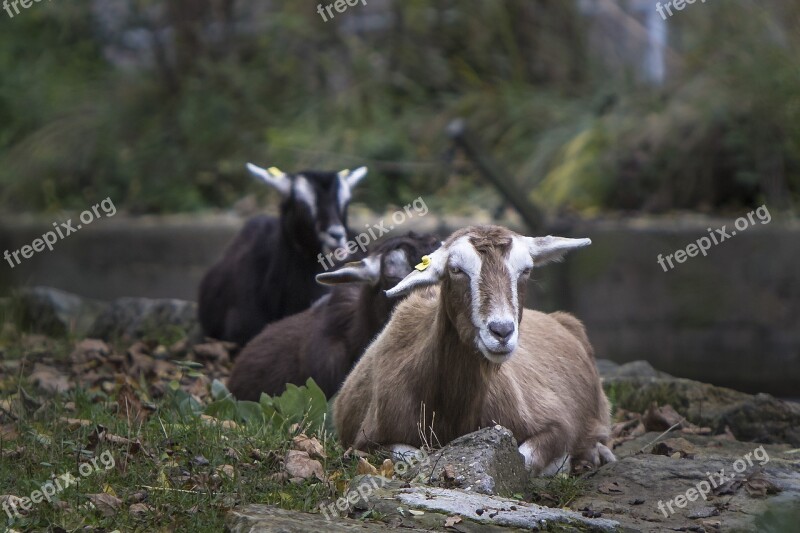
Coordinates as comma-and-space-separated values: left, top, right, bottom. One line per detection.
337, 176, 352, 214
293, 176, 317, 217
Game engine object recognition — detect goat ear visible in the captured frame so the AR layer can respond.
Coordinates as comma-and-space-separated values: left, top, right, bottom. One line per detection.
339, 167, 368, 188
247, 163, 292, 196
524, 236, 592, 267
316, 255, 381, 286
384, 247, 446, 298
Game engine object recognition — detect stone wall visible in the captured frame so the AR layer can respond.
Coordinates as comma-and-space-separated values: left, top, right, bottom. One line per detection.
1, 213, 797, 396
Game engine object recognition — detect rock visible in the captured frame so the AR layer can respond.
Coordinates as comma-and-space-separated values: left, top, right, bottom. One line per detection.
395, 487, 618, 531
88, 297, 199, 342
7, 286, 104, 337
226, 504, 427, 532
408, 426, 527, 496
573, 432, 800, 532
603, 361, 800, 446
597, 359, 672, 380
340, 476, 618, 531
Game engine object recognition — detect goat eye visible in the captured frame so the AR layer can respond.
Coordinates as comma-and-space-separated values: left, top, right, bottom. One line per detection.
520, 267, 532, 277
449, 266, 463, 275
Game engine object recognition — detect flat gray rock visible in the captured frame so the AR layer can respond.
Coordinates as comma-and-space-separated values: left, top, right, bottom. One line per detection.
408, 425, 527, 496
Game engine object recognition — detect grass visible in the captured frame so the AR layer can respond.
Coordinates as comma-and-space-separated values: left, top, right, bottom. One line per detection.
0, 330, 372, 532
0, 318, 598, 531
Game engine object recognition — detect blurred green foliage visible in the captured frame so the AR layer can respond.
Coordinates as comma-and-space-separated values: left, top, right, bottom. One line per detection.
0, 0, 798, 215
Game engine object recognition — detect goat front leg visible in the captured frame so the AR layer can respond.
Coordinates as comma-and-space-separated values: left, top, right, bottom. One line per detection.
571, 441, 617, 473
518, 438, 570, 476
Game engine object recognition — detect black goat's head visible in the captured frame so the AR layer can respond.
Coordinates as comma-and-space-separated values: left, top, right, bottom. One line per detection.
247, 163, 367, 255
315, 232, 440, 292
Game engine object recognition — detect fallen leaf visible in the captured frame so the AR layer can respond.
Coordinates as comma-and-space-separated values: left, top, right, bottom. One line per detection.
117, 383, 148, 427
0, 424, 18, 441
191, 455, 210, 467
598, 481, 624, 494
59, 418, 93, 430
343, 447, 369, 460
651, 437, 695, 459
216, 464, 235, 479
200, 415, 238, 430
30, 364, 71, 394
745, 472, 780, 498
642, 403, 685, 431
71, 339, 110, 364
0, 446, 25, 459
408, 509, 424, 516
444, 515, 462, 527
292, 434, 326, 460
129, 502, 155, 520
380, 458, 394, 478
284, 450, 325, 481
86, 493, 122, 517
356, 457, 378, 476
193, 342, 232, 364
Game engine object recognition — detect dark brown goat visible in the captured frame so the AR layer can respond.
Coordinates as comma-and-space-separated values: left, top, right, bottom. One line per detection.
227, 232, 440, 400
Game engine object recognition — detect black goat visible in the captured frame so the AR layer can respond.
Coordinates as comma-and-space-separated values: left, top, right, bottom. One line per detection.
198, 164, 367, 347
227, 232, 440, 400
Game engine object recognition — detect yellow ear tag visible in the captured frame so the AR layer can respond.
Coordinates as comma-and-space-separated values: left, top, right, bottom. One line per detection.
267, 167, 284, 177
338, 169, 351, 178
415, 255, 431, 271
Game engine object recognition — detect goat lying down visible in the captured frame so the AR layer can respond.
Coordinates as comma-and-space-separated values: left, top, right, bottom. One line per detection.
334, 225, 615, 475
227, 232, 440, 400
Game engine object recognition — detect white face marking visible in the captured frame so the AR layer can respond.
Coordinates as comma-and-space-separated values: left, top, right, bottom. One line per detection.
448, 236, 531, 363
383, 249, 410, 280
319, 223, 347, 254
337, 176, 352, 214
293, 176, 317, 217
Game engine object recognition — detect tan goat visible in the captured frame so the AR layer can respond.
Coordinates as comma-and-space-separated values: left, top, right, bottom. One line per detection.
334, 225, 615, 475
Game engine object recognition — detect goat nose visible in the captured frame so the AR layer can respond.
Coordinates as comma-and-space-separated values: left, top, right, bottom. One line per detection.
328, 228, 345, 240
488, 320, 515, 343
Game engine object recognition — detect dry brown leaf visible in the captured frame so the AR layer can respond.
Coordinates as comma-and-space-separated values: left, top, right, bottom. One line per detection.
292, 434, 326, 460
745, 472, 780, 498
0, 424, 19, 441
356, 457, 379, 476
71, 339, 110, 364
129, 502, 155, 519
0, 446, 25, 459
117, 382, 148, 427
0, 495, 27, 516
86, 493, 122, 517
216, 464, 235, 479
193, 342, 232, 364
651, 437, 695, 459
444, 515, 463, 527
642, 403, 686, 431
59, 418, 93, 430
200, 415, 238, 430
379, 458, 394, 479
29, 364, 71, 394
342, 447, 369, 460
598, 481, 624, 494
284, 450, 325, 481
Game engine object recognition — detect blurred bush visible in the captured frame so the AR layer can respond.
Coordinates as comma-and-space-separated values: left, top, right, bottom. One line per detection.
0, 0, 797, 215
